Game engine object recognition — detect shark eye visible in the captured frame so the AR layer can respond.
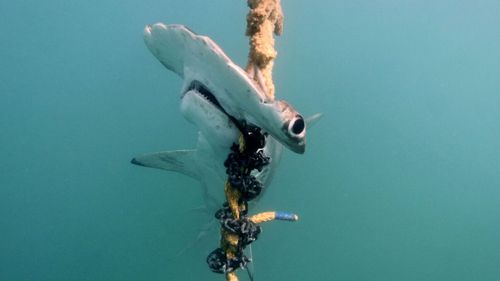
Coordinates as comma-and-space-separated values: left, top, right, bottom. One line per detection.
289, 116, 305, 136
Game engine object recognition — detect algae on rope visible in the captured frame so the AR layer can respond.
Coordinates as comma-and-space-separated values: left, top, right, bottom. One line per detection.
245, 0, 283, 101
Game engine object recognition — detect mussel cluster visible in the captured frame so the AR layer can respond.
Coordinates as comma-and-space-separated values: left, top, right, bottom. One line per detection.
207, 124, 270, 274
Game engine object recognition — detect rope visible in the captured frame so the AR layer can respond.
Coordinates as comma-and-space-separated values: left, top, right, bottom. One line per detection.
206, 2, 293, 280
245, 0, 283, 101
207, 124, 298, 281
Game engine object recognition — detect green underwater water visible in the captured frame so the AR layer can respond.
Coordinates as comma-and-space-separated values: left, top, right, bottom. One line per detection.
1, 0, 500, 280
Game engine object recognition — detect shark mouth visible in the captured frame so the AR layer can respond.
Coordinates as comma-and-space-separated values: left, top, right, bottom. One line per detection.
184, 81, 264, 142
186, 81, 259, 137
184, 80, 245, 132
185, 80, 226, 113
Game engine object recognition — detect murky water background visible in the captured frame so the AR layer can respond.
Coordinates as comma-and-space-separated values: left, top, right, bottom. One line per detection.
1, 1, 500, 280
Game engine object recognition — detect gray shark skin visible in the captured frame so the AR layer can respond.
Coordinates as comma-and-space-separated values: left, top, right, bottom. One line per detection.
143, 23, 308, 154
132, 88, 285, 207
132, 23, 321, 207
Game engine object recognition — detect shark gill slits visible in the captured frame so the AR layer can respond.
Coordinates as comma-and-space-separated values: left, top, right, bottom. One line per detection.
289, 115, 305, 135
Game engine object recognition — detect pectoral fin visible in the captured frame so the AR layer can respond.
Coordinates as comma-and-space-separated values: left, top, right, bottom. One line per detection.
131, 150, 200, 180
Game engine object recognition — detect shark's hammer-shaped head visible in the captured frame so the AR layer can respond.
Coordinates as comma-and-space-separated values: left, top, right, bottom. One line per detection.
143, 23, 307, 154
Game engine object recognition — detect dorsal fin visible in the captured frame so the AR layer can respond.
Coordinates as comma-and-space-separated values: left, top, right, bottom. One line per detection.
131, 150, 200, 180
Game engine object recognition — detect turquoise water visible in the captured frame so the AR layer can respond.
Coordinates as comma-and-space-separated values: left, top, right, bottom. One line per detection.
2, 1, 500, 280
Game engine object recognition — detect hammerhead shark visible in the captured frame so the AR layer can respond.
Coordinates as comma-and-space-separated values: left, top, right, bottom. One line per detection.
132, 23, 319, 208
